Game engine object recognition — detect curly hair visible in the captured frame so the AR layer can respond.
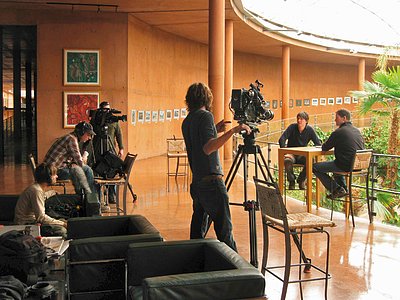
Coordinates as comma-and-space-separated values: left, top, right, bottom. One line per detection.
185, 82, 213, 112
35, 163, 57, 184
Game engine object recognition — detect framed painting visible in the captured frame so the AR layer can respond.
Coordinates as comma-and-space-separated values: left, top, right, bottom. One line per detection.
152, 111, 158, 123
265, 100, 271, 109
63, 92, 99, 128
289, 99, 293, 108
64, 49, 100, 86
145, 111, 151, 122
166, 110, 172, 121
272, 100, 278, 109
131, 109, 136, 125
303, 99, 310, 106
320, 98, 326, 106
328, 97, 335, 105
181, 108, 187, 118
312, 98, 318, 106
159, 110, 165, 122
173, 109, 180, 119
344, 96, 351, 104
138, 111, 144, 123
336, 97, 343, 104
296, 99, 302, 107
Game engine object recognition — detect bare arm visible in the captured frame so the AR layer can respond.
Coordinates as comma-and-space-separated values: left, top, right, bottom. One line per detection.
203, 123, 251, 155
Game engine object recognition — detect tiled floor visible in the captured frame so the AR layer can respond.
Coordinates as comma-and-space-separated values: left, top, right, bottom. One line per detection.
1, 156, 400, 300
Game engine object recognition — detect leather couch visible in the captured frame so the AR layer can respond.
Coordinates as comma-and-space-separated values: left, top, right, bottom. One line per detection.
0, 195, 19, 225
126, 239, 266, 300
66, 215, 163, 299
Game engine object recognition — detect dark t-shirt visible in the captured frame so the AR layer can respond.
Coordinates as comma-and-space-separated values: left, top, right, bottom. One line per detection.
278, 123, 321, 148
182, 109, 223, 182
322, 122, 365, 171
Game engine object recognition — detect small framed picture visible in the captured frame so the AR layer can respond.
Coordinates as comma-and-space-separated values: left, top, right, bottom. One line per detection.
336, 97, 343, 104
138, 110, 144, 123
272, 100, 278, 109
352, 97, 358, 103
145, 111, 151, 122
303, 99, 310, 106
152, 111, 158, 122
131, 110, 136, 125
181, 108, 187, 118
296, 99, 302, 107
166, 110, 172, 121
312, 98, 318, 106
265, 100, 271, 109
289, 99, 293, 108
344, 96, 351, 104
328, 98, 335, 105
159, 110, 165, 122
320, 98, 326, 106
173, 109, 180, 119
280, 100, 283, 108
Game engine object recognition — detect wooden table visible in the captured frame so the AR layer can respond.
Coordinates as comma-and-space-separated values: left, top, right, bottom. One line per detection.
278, 146, 333, 212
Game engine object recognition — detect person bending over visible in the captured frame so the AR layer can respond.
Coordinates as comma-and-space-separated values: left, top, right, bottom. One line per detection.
182, 82, 251, 251
14, 164, 67, 238
312, 109, 364, 199
279, 111, 321, 190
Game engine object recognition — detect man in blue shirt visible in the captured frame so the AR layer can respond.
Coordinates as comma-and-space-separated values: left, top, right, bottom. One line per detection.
182, 82, 251, 251
279, 111, 321, 190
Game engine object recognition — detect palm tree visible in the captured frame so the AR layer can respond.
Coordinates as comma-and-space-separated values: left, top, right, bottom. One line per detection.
350, 54, 400, 187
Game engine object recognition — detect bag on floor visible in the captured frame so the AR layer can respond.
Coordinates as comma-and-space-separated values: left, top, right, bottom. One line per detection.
0, 230, 48, 285
94, 151, 124, 179
0, 275, 27, 300
45, 194, 83, 219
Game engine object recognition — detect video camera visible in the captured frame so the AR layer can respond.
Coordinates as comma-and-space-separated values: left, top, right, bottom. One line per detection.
230, 80, 274, 125
89, 107, 127, 128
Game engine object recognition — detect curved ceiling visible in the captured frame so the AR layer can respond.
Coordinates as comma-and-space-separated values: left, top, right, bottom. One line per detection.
241, 0, 400, 56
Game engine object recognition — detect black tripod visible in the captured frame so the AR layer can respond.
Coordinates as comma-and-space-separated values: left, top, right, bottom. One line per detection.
225, 128, 274, 268
226, 128, 311, 270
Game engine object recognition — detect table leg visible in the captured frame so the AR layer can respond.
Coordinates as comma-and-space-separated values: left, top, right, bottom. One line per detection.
306, 153, 313, 212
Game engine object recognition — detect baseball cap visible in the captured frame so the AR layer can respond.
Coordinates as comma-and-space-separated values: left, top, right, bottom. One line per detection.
75, 121, 96, 136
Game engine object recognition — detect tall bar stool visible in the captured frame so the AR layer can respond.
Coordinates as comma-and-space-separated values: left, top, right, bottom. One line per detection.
166, 137, 189, 191
330, 149, 373, 227
255, 178, 335, 300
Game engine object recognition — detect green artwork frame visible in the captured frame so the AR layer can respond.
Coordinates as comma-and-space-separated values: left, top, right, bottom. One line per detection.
64, 49, 100, 85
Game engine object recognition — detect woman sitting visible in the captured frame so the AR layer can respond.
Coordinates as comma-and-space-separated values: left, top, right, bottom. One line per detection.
14, 163, 67, 238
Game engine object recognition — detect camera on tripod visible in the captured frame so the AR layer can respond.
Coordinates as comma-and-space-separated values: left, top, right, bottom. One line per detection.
89, 107, 127, 128
230, 80, 274, 124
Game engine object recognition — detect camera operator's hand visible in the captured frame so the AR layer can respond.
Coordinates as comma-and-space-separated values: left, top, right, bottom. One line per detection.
232, 123, 251, 135
118, 149, 124, 158
215, 120, 231, 133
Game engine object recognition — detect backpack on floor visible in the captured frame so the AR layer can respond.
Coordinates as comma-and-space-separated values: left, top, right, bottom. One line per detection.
0, 230, 48, 285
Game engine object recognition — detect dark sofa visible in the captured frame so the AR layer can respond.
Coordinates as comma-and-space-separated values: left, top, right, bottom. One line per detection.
127, 239, 266, 300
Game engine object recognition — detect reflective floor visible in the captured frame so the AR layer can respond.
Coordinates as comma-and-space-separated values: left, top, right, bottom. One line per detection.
1, 156, 400, 300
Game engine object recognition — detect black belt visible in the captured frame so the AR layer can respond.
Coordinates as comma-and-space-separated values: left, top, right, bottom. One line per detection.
201, 174, 223, 182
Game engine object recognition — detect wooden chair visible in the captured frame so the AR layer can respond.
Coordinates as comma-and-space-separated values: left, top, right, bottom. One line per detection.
330, 149, 373, 227
28, 153, 71, 194
94, 153, 138, 215
166, 137, 189, 191
254, 178, 335, 300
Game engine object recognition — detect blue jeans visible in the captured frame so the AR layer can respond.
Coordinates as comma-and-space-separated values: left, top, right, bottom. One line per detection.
190, 178, 237, 251
312, 161, 347, 193
57, 165, 96, 195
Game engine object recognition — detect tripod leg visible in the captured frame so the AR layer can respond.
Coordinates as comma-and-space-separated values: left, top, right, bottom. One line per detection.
225, 146, 244, 191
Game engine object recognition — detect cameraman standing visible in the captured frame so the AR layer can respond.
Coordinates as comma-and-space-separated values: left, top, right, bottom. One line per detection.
89, 101, 124, 204
182, 82, 251, 251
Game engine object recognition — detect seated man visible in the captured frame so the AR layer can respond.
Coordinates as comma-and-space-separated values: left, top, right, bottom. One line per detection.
313, 109, 365, 199
43, 121, 96, 196
14, 163, 67, 238
279, 111, 321, 190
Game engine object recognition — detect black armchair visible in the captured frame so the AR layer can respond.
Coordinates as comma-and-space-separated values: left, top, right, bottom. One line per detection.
126, 239, 266, 300
66, 215, 163, 299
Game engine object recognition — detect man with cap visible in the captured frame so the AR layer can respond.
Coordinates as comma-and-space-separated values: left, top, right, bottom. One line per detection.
43, 121, 96, 195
